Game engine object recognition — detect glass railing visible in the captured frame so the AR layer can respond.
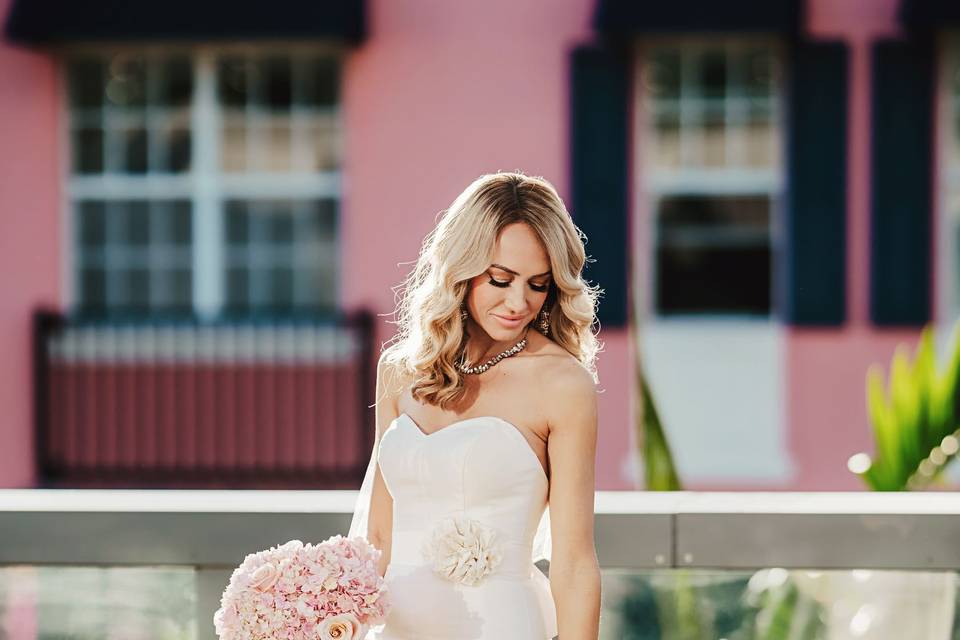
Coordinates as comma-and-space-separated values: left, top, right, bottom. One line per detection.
2, 490, 958, 639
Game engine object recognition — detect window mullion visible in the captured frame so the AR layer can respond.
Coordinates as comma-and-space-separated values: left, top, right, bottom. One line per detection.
192, 51, 224, 319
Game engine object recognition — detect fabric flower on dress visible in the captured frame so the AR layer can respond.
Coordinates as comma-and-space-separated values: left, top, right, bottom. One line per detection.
421, 515, 503, 586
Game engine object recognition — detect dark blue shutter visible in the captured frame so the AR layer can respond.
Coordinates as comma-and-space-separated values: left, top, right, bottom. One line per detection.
570, 45, 630, 328
870, 39, 934, 326
784, 41, 849, 325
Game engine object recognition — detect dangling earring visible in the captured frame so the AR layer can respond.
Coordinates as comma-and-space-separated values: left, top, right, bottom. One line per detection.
537, 307, 550, 335
460, 303, 469, 322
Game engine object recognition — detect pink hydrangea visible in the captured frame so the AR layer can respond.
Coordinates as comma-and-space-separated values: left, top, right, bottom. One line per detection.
214, 536, 390, 639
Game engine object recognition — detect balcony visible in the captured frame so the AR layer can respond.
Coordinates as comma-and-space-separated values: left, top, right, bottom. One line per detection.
32, 310, 376, 489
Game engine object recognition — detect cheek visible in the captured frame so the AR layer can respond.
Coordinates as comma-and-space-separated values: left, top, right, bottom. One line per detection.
466, 277, 496, 309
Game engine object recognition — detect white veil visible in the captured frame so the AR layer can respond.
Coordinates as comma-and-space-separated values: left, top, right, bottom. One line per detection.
348, 427, 552, 564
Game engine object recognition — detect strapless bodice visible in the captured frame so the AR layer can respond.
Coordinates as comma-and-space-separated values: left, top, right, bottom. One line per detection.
371, 413, 557, 639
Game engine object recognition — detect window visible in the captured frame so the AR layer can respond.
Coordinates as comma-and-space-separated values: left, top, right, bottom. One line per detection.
640, 39, 783, 316
65, 46, 342, 318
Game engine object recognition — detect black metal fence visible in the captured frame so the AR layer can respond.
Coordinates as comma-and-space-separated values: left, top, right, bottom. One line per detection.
32, 310, 376, 489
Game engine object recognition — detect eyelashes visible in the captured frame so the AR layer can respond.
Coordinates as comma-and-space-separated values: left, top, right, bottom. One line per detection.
488, 277, 549, 293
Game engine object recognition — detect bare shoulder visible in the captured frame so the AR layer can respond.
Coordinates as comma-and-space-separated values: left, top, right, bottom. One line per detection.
522, 335, 598, 433
544, 358, 598, 421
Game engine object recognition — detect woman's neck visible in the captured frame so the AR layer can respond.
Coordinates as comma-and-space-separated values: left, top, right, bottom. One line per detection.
463, 326, 530, 365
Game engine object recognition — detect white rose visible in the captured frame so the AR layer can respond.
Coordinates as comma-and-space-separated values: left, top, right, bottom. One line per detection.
421, 515, 503, 586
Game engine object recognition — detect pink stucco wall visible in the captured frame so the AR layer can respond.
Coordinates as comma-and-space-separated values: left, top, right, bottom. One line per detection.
0, 0, 61, 488
787, 0, 920, 491
340, 0, 637, 489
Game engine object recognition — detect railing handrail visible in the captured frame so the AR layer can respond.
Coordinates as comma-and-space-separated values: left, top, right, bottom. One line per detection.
3, 490, 960, 571
1, 489, 959, 514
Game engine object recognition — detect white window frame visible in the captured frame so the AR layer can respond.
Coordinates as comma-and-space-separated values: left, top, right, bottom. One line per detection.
629, 36, 793, 485
633, 35, 786, 322
57, 42, 344, 319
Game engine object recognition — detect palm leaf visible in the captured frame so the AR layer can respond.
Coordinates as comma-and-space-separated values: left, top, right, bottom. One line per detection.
851, 320, 960, 491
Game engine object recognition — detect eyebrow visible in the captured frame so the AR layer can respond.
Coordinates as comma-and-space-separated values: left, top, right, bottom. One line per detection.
489, 263, 552, 278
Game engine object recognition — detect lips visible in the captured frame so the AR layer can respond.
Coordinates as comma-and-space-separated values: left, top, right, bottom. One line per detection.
493, 314, 526, 328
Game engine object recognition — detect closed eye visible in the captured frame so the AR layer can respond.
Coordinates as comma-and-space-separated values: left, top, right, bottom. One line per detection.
488, 277, 549, 292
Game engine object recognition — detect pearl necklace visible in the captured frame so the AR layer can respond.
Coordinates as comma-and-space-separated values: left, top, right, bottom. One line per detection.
456, 330, 529, 375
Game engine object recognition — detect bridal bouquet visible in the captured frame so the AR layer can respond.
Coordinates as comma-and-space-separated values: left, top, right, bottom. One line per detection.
214, 536, 390, 640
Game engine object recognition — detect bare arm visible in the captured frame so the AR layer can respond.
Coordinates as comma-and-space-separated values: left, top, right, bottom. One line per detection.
367, 352, 401, 576
544, 362, 601, 638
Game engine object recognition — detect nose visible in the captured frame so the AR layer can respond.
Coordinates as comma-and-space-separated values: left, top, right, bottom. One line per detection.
503, 282, 527, 313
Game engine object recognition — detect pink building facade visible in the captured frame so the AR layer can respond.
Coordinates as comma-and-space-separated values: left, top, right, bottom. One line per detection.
0, 0, 953, 491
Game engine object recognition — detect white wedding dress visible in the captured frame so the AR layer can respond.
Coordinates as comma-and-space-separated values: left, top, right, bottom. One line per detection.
364, 413, 557, 639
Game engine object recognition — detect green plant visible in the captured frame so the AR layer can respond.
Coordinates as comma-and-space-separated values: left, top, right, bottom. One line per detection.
848, 322, 960, 491
637, 367, 682, 492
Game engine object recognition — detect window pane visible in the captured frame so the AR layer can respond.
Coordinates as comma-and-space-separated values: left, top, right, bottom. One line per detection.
78, 201, 107, 249
169, 201, 192, 245
72, 128, 104, 174
744, 49, 774, 98
120, 127, 149, 174
264, 122, 292, 172
268, 266, 295, 309
225, 201, 249, 245
156, 56, 192, 107
226, 267, 250, 311
126, 267, 151, 309
745, 121, 775, 167
646, 51, 681, 100
656, 195, 770, 315
105, 54, 147, 110
704, 120, 726, 166
657, 245, 770, 314
156, 267, 193, 310
171, 268, 193, 309
298, 56, 339, 108
217, 57, 249, 108
119, 201, 151, 246
157, 125, 191, 173
80, 267, 107, 311
263, 56, 292, 110
659, 194, 768, 231
304, 199, 337, 238
221, 120, 247, 172
67, 58, 105, 110
267, 210, 294, 244
302, 114, 340, 172
700, 50, 727, 100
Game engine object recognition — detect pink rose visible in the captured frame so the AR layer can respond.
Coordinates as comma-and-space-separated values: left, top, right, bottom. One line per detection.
249, 563, 280, 592
319, 613, 367, 640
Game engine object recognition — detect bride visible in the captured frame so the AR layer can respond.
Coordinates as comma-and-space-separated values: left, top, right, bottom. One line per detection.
350, 171, 602, 639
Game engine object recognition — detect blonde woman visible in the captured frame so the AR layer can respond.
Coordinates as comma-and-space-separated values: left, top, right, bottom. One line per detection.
350, 172, 602, 639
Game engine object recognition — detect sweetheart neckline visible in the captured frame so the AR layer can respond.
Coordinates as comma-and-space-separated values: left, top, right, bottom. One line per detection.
391, 412, 549, 482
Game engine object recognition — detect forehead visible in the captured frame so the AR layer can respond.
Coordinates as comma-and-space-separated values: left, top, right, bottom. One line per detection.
491, 222, 550, 274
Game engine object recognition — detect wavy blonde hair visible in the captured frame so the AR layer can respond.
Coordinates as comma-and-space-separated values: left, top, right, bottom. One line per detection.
381, 171, 601, 409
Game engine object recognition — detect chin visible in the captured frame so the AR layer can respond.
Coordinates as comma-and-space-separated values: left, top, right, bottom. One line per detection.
483, 322, 526, 340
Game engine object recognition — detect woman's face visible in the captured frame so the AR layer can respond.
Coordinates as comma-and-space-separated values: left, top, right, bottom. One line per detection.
465, 222, 552, 343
